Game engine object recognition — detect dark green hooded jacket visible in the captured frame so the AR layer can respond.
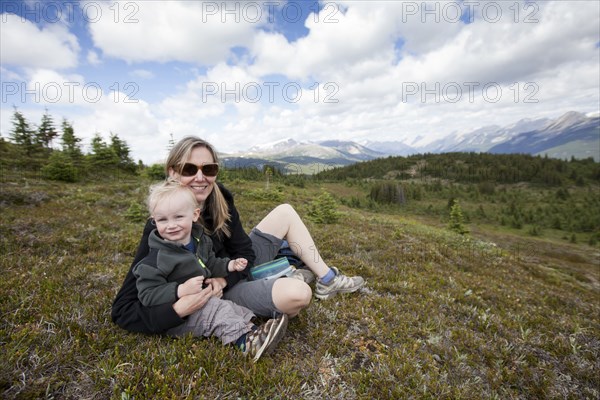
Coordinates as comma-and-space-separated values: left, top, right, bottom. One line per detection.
132, 224, 230, 307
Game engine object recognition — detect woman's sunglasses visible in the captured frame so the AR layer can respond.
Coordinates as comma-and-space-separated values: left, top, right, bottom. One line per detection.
179, 163, 219, 177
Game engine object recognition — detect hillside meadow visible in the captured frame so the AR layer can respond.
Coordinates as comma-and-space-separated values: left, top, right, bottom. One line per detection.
1, 172, 599, 399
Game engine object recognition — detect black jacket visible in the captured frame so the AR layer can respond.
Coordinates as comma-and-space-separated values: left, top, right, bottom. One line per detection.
111, 184, 255, 334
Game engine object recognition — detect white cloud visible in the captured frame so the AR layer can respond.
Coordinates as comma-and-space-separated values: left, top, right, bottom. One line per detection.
74, 95, 161, 162
87, 1, 264, 65
0, 14, 79, 69
0, 66, 23, 81
157, 63, 262, 131
130, 69, 155, 80
24, 69, 88, 105
86, 50, 101, 66
392, 1, 600, 85
153, 0, 600, 155
250, 3, 402, 80
241, 0, 599, 145
247, 0, 598, 89
1, 0, 598, 163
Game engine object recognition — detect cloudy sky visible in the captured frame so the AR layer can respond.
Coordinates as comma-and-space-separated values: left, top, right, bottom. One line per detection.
1, 0, 599, 164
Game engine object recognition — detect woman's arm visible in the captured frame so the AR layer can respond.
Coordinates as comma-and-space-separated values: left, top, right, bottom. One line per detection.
223, 203, 256, 264
208, 185, 256, 289
172, 286, 213, 317
198, 233, 230, 278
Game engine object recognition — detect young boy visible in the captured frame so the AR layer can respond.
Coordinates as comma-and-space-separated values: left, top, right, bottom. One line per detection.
133, 179, 287, 362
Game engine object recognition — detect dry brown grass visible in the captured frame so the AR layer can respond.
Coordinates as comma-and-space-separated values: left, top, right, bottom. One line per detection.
1, 176, 599, 399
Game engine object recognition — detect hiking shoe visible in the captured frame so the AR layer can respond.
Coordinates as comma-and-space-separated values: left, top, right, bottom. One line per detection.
242, 314, 288, 362
315, 267, 365, 300
290, 268, 316, 284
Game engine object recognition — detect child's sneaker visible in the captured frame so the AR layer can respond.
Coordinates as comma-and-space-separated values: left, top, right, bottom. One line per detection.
315, 267, 365, 300
242, 314, 288, 362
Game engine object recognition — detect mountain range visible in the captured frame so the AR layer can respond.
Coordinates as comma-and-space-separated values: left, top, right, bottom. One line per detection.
221, 111, 599, 172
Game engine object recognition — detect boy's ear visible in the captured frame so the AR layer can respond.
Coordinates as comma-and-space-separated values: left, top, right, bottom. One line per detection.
192, 208, 201, 222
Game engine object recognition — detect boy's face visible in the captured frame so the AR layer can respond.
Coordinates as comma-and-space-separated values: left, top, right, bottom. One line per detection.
152, 192, 200, 245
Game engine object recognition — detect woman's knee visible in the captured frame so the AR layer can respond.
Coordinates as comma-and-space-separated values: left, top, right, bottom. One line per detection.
256, 203, 299, 238
274, 203, 298, 219
273, 278, 312, 308
292, 280, 312, 306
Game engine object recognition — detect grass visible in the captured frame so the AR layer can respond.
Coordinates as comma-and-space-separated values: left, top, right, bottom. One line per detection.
1, 175, 599, 399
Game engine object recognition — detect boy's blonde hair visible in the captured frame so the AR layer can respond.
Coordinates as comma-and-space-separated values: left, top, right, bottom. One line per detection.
147, 179, 198, 215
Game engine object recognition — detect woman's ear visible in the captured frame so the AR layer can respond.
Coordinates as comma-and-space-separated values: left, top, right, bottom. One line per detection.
167, 167, 176, 178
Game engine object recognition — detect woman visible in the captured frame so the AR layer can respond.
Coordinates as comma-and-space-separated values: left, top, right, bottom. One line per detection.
111, 136, 364, 334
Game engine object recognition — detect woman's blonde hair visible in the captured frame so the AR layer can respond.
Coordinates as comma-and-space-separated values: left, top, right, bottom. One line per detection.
165, 136, 231, 238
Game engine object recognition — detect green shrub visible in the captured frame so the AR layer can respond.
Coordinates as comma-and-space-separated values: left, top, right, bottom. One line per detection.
512, 216, 524, 229
478, 181, 496, 195
41, 151, 79, 182
244, 188, 284, 202
369, 182, 406, 205
528, 225, 543, 236
124, 201, 148, 222
307, 191, 341, 224
448, 201, 469, 235
144, 163, 166, 180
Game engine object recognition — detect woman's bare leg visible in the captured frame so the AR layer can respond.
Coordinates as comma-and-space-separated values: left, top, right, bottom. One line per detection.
258, 204, 365, 301
272, 278, 312, 317
254, 204, 330, 278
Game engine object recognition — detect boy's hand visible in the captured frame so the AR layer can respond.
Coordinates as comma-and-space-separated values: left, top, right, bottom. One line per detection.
228, 258, 248, 272
177, 276, 204, 298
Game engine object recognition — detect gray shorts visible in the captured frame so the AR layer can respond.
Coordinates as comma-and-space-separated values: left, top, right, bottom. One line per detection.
249, 227, 283, 265
223, 228, 284, 318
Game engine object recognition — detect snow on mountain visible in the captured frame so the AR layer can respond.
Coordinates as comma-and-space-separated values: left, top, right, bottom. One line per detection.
488, 111, 599, 158
317, 140, 385, 160
247, 137, 301, 152
366, 112, 596, 158
222, 139, 383, 168
362, 140, 416, 156
586, 111, 600, 118
539, 111, 590, 133
221, 111, 598, 169
446, 117, 551, 152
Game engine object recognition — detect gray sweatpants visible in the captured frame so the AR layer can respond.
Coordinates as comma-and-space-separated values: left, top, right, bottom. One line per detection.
166, 297, 255, 345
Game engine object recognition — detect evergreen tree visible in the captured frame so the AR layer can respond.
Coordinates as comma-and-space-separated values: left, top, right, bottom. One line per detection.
448, 201, 469, 235
88, 133, 119, 170
369, 182, 406, 204
10, 108, 36, 155
41, 151, 78, 182
109, 133, 136, 172
36, 108, 58, 148
307, 191, 341, 224
60, 118, 82, 159
167, 133, 176, 151
144, 163, 167, 180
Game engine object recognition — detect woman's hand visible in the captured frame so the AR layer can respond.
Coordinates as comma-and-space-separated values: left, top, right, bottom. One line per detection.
204, 277, 227, 298
172, 286, 212, 318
